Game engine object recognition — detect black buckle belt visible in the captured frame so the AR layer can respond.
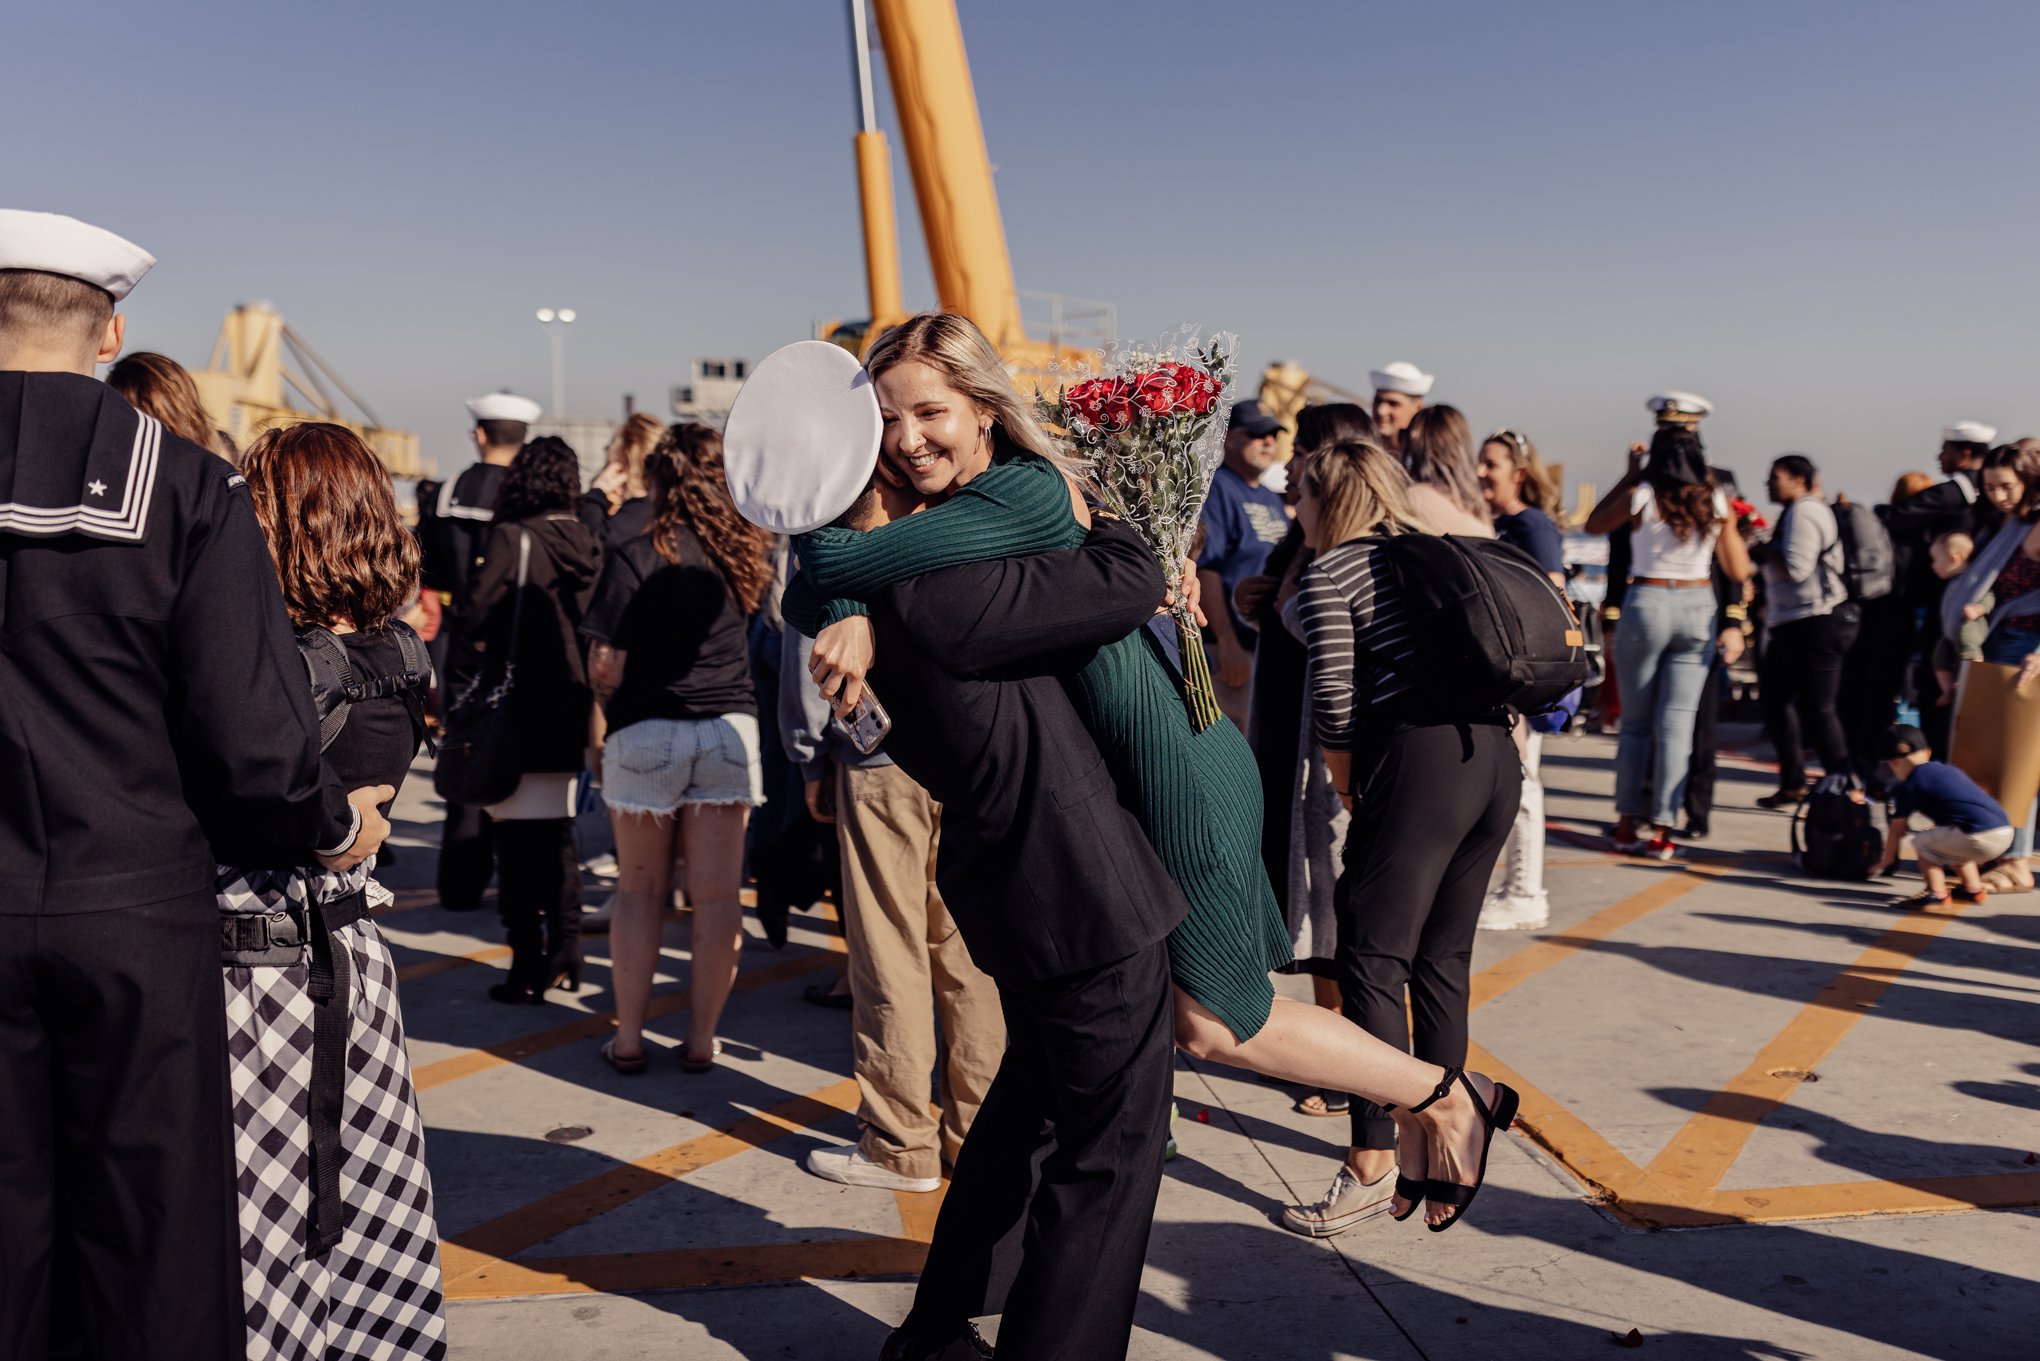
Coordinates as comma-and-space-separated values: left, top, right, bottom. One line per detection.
219, 882, 369, 1258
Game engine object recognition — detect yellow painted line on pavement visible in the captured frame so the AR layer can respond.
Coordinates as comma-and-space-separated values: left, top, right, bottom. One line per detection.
397, 945, 511, 982
1639, 898, 1971, 1203
411, 948, 842, 1092
1471, 870, 1705, 1012
440, 1077, 861, 1287
444, 1236, 931, 1300
894, 1183, 947, 1244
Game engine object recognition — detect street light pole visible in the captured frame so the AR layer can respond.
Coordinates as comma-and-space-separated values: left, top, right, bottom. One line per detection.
535, 307, 577, 419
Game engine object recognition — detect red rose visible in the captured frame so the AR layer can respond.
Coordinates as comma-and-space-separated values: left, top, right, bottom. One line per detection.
1065, 377, 1134, 430
1132, 369, 1180, 417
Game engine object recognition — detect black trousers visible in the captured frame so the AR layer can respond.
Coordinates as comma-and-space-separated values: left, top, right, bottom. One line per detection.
1336, 724, 1522, 1150
0, 896, 238, 1361
435, 621, 496, 912
494, 817, 580, 987
905, 940, 1174, 1361
1839, 595, 1913, 763
1761, 607, 1861, 790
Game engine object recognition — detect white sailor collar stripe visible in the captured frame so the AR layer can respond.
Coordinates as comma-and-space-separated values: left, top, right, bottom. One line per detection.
436, 477, 496, 522
0, 412, 162, 542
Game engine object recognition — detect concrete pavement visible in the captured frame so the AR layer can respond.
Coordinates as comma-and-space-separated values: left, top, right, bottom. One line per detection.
370, 729, 2040, 1359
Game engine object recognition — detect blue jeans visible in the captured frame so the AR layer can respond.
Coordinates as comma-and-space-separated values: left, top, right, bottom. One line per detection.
1614, 585, 1718, 827
1982, 624, 2040, 859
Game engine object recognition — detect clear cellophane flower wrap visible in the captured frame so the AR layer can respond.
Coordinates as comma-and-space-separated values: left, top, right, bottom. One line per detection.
1035, 326, 1239, 731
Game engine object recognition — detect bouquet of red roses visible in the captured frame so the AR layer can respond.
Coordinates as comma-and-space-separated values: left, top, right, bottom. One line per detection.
1037, 328, 1237, 731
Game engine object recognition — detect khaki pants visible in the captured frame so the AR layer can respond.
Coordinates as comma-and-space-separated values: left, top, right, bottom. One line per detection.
1912, 823, 2015, 870
837, 762, 1004, 1179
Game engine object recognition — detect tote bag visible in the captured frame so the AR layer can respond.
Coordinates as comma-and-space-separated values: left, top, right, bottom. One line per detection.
1948, 661, 2040, 827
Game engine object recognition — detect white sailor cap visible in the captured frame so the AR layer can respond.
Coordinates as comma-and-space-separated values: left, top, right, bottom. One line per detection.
1648, 391, 1713, 423
465, 392, 543, 426
722, 341, 882, 536
1943, 421, 1997, 445
0, 209, 155, 301
1369, 361, 1434, 397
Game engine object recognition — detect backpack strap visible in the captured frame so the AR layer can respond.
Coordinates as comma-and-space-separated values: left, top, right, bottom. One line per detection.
297, 627, 357, 752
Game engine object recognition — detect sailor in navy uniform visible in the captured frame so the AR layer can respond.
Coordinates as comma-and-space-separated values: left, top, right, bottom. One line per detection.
0, 210, 391, 1359
421, 391, 538, 911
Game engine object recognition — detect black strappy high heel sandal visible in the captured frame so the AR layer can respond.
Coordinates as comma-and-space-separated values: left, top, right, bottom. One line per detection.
1377, 1093, 1435, 1222
1418, 1067, 1519, 1233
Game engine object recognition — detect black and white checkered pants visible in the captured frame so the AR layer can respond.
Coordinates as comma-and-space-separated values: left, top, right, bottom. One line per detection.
223, 869, 448, 1361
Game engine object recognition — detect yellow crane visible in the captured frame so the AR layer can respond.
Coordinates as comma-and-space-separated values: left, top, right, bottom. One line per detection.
827, 0, 1097, 386
190, 302, 423, 477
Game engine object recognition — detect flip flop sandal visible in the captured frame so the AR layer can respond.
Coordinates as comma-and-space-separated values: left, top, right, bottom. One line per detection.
1408, 1067, 1520, 1233
1294, 1090, 1351, 1117
680, 1037, 724, 1075
600, 1036, 647, 1075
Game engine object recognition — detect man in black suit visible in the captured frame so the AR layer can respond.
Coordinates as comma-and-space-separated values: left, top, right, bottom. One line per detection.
789, 480, 1187, 1361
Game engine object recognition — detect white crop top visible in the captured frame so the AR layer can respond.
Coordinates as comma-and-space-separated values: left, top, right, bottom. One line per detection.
1629, 484, 1728, 580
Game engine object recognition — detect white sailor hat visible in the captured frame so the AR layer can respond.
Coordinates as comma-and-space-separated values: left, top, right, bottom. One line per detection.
1648, 391, 1713, 423
722, 341, 882, 536
0, 209, 155, 301
1369, 361, 1434, 397
464, 392, 543, 425
1943, 420, 1997, 445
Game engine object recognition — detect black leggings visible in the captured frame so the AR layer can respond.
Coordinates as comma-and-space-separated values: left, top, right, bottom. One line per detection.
1335, 722, 1522, 1150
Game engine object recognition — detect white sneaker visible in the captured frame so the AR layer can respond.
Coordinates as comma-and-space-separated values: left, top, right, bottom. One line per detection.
582, 852, 620, 881
1280, 1166, 1395, 1238
1479, 891, 1550, 931
806, 1145, 940, 1193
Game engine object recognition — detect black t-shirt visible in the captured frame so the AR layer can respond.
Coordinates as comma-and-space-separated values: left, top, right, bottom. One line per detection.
581, 528, 757, 732
577, 490, 654, 552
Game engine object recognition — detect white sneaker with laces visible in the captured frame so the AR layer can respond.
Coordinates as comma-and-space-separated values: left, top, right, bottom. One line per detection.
1280, 1165, 1395, 1238
806, 1145, 941, 1193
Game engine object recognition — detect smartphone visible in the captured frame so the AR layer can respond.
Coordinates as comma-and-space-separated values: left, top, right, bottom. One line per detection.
834, 688, 893, 757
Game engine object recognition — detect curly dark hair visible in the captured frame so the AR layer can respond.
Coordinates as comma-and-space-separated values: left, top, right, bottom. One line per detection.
241, 422, 420, 630
648, 423, 775, 612
1644, 426, 1718, 542
493, 435, 583, 521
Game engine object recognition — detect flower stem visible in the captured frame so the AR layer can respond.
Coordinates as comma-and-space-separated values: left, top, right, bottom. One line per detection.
1172, 605, 1224, 733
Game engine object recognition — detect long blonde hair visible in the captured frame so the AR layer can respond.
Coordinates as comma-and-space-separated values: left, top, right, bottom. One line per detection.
864, 313, 1085, 481
1304, 439, 1428, 548
1484, 428, 1559, 512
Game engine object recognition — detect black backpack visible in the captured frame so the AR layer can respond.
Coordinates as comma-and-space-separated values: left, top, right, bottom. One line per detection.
1366, 534, 1592, 719
1833, 500, 1894, 603
298, 620, 434, 753
1791, 773, 1883, 880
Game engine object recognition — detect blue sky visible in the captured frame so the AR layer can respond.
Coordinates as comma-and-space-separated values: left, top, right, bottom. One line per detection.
10, 0, 2039, 501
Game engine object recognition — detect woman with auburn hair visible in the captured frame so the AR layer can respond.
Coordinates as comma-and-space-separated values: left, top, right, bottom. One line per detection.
579, 409, 666, 548
219, 422, 448, 1359
1401, 404, 1493, 536
464, 436, 604, 1003
786, 313, 1520, 1239
584, 422, 774, 1073
1584, 424, 1752, 857
107, 350, 229, 458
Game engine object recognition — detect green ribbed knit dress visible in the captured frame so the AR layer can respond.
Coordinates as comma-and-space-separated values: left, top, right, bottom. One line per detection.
787, 454, 1292, 1041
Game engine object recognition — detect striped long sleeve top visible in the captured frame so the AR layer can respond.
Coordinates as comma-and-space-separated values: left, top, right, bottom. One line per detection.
1283, 538, 1418, 753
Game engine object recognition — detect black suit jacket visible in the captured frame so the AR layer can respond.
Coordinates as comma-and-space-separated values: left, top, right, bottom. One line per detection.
868, 519, 1190, 983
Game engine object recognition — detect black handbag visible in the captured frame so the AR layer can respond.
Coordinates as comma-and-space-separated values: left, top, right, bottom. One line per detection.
434, 530, 530, 807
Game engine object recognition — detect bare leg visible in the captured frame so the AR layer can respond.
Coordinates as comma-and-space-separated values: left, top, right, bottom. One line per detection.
681, 804, 750, 1063
1922, 861, 1950, 898
1175, 989, 1497, 1218
1955, 861, 1984, 896
610, 811, 680, 1059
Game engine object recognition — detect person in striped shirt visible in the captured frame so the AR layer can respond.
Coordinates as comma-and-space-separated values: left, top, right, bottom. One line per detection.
1282, 439, 1524, 1233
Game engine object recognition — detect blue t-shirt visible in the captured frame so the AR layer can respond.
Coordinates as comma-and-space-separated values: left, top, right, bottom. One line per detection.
1890, 761, 2011, 833
1496, 507, 1566, 575
1197, 465, 1290, 645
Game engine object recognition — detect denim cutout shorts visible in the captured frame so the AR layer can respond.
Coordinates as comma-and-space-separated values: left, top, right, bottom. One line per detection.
602, 714, 765, 816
